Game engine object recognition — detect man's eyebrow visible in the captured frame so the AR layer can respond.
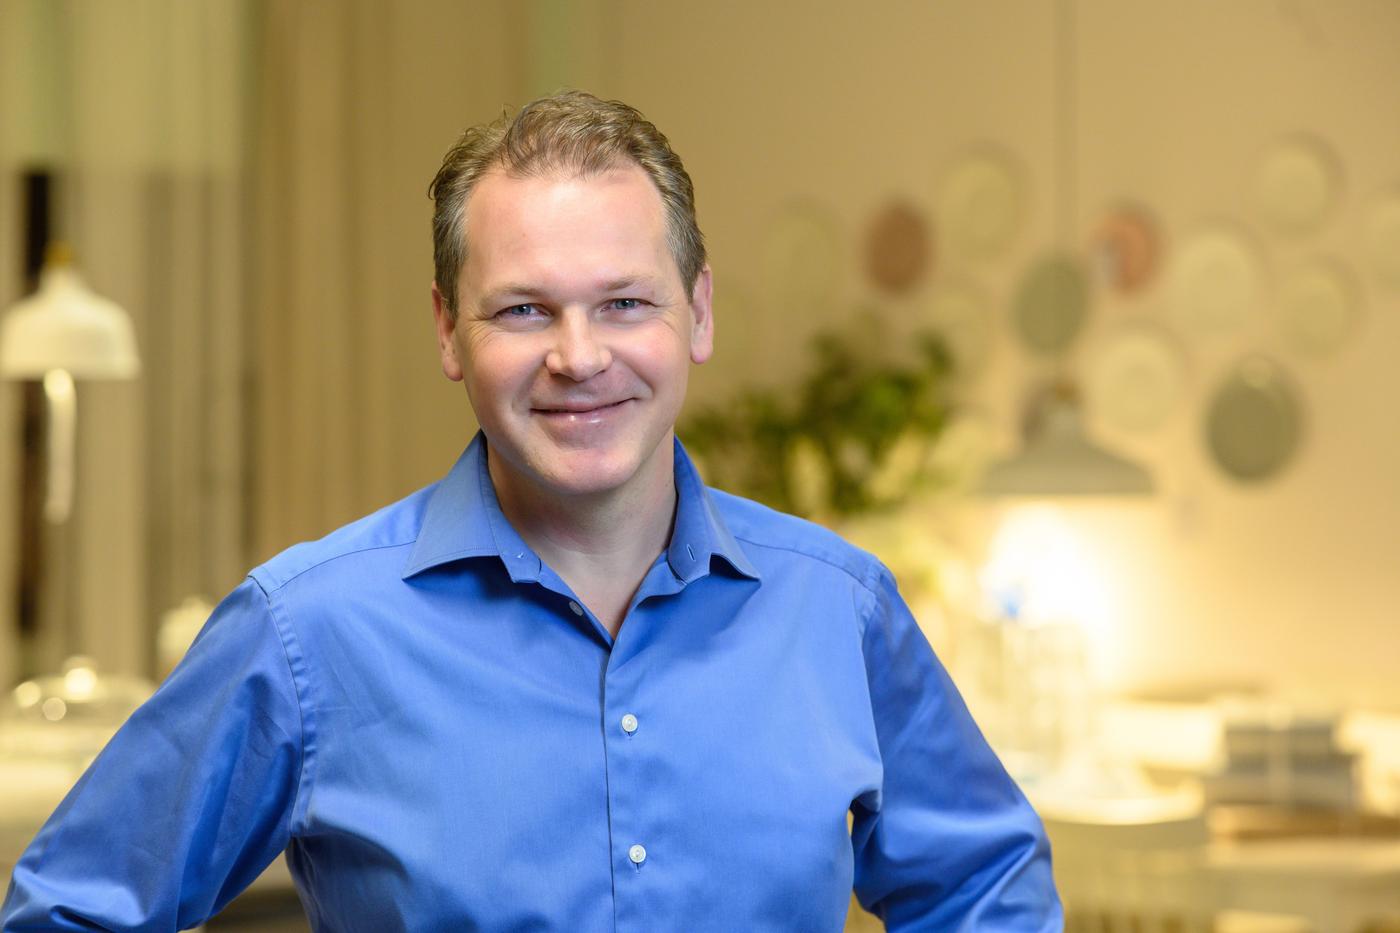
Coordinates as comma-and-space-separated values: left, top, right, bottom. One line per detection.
481, 277, 664, 304
479, 284, 541, 305
596, 275, 669, 294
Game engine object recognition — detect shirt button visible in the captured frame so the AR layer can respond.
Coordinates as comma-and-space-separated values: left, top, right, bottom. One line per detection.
568, 600, 584, 616
628, 844, 647, 865
620, 713, 638, 734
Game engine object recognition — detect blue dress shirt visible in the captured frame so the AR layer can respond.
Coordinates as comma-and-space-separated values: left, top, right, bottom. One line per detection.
4, 434, 1059, 931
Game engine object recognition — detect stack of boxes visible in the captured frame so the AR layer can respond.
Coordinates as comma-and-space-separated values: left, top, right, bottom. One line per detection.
1204, 703, 1357, 810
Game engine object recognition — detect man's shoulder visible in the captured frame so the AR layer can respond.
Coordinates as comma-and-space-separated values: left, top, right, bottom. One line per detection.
249, 483, 439, 594
706, 486, 885, 594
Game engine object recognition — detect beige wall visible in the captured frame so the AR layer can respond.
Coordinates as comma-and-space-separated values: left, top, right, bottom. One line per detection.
250, 0, 520, 561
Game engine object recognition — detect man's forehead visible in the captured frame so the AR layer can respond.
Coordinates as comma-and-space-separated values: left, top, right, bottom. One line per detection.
453, 162, 687, 311
467, 159, 661, 216
460, 162, 673, 273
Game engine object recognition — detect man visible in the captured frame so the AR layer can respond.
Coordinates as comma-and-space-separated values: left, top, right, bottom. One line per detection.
4, 91, 1059, 931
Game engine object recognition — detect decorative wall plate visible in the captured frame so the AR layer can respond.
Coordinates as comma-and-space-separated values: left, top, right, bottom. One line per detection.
1273, 257, 1361, 358
1251, 135, 1341, 236
937, 148, 1024, 261
1204, 356, 1303, 484
1169, 227, 1262, 337
1364, 193, 1400, 292
1091, 203, 1161, 294
926, 277, 994, 378
1011, 254, 1089, 356
864, 199, 932, 295
761, 201, 844, 314
1083, 325, 1186, 433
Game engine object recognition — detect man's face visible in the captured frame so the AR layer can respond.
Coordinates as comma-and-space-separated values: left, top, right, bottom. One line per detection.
433, 162, 713, 507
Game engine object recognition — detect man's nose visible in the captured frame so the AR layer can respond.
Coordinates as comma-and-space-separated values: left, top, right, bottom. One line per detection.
545, 311, 612, 381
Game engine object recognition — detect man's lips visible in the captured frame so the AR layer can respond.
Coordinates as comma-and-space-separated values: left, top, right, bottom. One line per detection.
532, 399, 630, 415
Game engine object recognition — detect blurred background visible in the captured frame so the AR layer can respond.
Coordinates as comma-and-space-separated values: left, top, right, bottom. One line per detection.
1, 1, 1398, 929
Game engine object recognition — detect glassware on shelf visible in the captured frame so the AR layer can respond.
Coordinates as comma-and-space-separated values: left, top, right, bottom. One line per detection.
0, 657, 154, 866
0, 655, 154, 769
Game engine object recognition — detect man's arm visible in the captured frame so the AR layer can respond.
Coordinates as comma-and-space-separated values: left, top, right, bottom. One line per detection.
3, 579, 305, 932
850, 565, 1061, 931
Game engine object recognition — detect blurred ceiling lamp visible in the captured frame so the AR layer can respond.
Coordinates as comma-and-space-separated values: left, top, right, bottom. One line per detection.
1, 243, 140, 524
979, 384, 1152, 497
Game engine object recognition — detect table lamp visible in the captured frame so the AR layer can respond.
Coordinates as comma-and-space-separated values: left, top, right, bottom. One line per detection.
1, 242, 140, 670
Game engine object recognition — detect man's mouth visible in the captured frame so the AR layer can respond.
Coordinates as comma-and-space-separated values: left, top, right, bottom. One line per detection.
533, 399, 629, 415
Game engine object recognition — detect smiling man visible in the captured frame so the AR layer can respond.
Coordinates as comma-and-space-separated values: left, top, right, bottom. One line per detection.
433, 156, 713, 636
3, 92, 1059, 932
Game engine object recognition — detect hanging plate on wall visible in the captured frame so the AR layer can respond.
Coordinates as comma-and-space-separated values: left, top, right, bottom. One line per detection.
937, 147, 1025, 261
1090, 203, 1162, 295
1083, 324, 1186, 433
1204, 356, 1303, 484
863, 199, 932, 295
1363, 193, 1400, 292
1251, 135, 1341, 237
1011, 254, 1089, 356
1169, 226, 1263, 337
1273, 256, 1361, 358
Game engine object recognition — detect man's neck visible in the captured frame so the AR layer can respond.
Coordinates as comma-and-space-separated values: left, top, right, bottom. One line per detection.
487, 446, 677, 637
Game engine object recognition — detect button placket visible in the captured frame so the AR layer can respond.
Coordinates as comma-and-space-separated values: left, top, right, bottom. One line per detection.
603, 656, 655, 893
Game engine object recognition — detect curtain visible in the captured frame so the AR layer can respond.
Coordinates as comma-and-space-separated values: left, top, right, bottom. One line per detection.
249, 0, 517, 562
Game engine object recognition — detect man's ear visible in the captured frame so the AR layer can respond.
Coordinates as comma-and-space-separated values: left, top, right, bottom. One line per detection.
432, 281, 465, 382
688, 264, 714, 365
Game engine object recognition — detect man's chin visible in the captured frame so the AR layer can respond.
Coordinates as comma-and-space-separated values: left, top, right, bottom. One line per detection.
484, 442, 638, 502
484, 423, 675, 506
532, 449, 647, 499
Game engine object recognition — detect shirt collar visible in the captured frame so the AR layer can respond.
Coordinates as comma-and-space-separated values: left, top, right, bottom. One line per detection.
667, 438, 760, 582
402, 432, 759, 583
400, 433, 541, 583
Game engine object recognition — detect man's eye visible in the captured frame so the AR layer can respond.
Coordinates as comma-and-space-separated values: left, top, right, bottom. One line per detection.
609, 299, 641, 311
500, 304, 540, 318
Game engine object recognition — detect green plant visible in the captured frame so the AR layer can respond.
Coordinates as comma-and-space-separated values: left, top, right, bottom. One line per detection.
682, 317, 954, 520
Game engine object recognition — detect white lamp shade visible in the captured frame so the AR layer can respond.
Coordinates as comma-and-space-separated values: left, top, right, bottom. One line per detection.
1, 265, 140, 380
980, 392, 1153, 497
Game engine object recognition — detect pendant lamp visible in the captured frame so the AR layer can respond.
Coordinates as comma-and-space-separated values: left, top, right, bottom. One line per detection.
979, 0, 1151, 498
979, 383, 1152, 497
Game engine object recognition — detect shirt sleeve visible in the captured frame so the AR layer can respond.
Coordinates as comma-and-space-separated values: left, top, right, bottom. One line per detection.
850, 564, 1061, 931
2, 578, 306, 932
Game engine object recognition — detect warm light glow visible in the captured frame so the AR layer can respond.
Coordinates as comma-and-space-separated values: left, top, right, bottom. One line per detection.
42, 367, 75, 401
41, 697, 67, 722
63, 664, 98, 700
13, 681, 42, 709
980, 505, 1116, 639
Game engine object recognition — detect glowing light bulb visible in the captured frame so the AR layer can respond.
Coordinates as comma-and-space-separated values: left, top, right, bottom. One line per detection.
980, 505, 1114, 636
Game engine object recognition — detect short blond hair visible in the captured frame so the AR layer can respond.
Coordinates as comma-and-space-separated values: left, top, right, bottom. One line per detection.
429, 90, 706, 320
